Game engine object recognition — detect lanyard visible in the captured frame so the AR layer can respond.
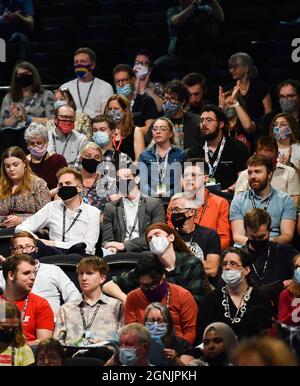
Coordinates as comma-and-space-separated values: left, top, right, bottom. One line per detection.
112, 134, 123, 151
251, 191, 272, 211
165, 287, 170, 308
11, 347, 15, 367
62, 206, 82, 242
204, 136, 226, 177
121, 197, 141, 240
80, 303, 101, 332
52, 132, 72, 156
77, 78, 95, 113
197, 191, 209, 225
21, 295, 29, 323
156, 147, 170, 183
250, 245, 270, 283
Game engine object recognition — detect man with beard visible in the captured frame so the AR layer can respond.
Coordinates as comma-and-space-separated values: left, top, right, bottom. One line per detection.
102, 164, 165, 254
242, 208, 297, 308
230, 155, 296, 246
186, 105, 249, 192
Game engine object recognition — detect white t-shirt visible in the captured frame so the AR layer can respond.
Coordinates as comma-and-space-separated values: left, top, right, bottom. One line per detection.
60, 77, 114, 118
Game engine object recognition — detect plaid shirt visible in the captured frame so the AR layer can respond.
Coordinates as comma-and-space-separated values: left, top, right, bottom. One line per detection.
54, 293, 123, 345
114, 251, 206, 305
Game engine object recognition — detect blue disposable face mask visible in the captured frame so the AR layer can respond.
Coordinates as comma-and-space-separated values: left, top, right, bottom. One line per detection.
119, 347, 138, 366
146, 321, 168, 338
116, 83, 132, 97
92, 131, 110, 148
162, 100, 181, 118
279, 98, 298, 113
294, 267, 300, 285
54, 100, 68, 111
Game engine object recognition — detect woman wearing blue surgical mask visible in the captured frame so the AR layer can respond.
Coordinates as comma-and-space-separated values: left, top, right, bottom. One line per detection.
144, 302, 195, 366
46, 89, 92, 139
104, 94, 143, 161
278, 254, 300, 326
269, 113, 300, 169
200, 247, 273, 340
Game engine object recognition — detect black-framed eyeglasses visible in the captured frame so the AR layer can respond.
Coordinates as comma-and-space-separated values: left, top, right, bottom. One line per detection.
199, 117, 218, 124
57, 114, 75, 122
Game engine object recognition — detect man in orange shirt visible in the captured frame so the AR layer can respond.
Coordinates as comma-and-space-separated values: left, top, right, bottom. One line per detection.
166, 158, 231, 249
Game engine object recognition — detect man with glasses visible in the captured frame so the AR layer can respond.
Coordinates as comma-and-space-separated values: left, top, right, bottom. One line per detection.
112, 63, 158, 132
0, 231, 80, 315
60, 47, 113, 118
260, 79, 300, 135
145, 80, 201, 150
47, 104, 88, 168
186, 104, 249, 193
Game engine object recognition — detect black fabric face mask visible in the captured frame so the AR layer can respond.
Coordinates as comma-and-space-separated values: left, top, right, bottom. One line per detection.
171, 212, 186, 228
249, 239, 269, 253
15, 73, 33, 88
0, 329, 16, 343
81, 158, 100, 174
57, 186, 78, 201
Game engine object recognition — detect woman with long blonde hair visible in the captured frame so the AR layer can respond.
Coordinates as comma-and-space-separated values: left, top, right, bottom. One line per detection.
0, 146, 50, 228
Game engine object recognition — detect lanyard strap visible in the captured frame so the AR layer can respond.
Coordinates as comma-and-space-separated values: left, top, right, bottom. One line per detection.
112, 135, 123, 151
204, 136, 226, 177
21, 295, 29, 323
62, 206, 82, 242
250, 245, 270, 283
77, 78, 95, 113
11, 347, 15, 367
251, 191, 271, 211
80, 303, 101, 331
156, 147, 170, 183
166, 287, 170, 308
52, 132, 72, 156
121, 197, 141, 239
197, 191, 209, 225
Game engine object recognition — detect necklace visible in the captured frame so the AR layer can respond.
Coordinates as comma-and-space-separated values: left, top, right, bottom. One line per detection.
221, 286, 251, 324
239, 81, 249, 96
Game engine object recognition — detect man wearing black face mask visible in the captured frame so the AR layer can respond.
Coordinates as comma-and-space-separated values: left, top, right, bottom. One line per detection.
102, 165, 165, 254
242, 208, 298, 308
169, 193, 221, 283
15, 167, 101, 257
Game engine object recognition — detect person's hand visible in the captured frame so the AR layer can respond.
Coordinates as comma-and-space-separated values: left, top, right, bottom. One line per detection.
218, 85, 226, 108
107, 247, 118, 254
231, 80, 241, 103
278, 149, 291, 165
1, 215, 22, 227
163, 348, 178, 364
105, 241, 125, 251
11, 10, 22, 21
0, 255, 6, 263
3, 10, 14, 23
283, 279, 292, 288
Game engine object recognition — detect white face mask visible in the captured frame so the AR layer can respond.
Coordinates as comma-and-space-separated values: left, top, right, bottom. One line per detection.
149, 236, 169, 256
221, 269, 244, 288
133, 64, 149, 79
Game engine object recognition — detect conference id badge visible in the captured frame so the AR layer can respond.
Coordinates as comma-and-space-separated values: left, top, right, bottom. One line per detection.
156, 183, 166, 195
208, 177, 216, 185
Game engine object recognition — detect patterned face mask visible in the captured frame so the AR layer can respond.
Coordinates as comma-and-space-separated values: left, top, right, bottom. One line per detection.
272, 125, 292, 141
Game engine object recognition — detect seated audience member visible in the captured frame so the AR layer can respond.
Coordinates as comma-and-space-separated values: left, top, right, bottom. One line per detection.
138, 117, 185, 203
0, 232, 81, 315
103, 223, 207, 306
144, 302, 195, 366
227, 52, 272, 120
104, 94, 144, 161
278, 254, 300, 326
46, 88, 92, 138
259, 79, 300, 136
80, 142, 116, 212
0, 301, 35, 366
105, 323, 151, 366
232, 336, 298, 366
168, 193, 221, 280
35, 338, 65, 366
47, 104, 88, 169
0, 61, 54, 152
102, 164, 165, 254
0, 146, 51, 228
113, 63, 158, 133
167, 158, 231, 249
60, 47, 114, 118
186, 105, 249, 193
25, 122, 67, 195
15, 167, 100, 256
133, 50, 164, 113
54, 257, 123, 347
0, 254, 54, 347
242, 209, 297, 308
124, 255, 198, 345
145, 80, 201, 149
182, 72, 208, 115
235, 136, 300, 206
219, 81, 256, 153
269, 113, 300, 171
189, 322, 238, 366
230, 155, 296, 246
200, 248, 273, 340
